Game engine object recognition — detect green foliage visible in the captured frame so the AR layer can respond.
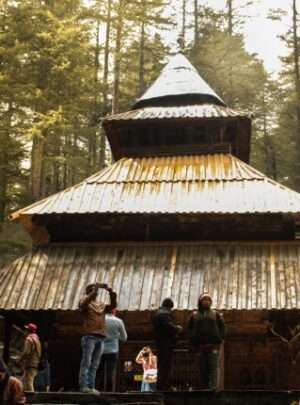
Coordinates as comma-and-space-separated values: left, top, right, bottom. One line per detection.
0, 0, 299, 264
0, 222, 31, 268
190, 30, 267, 108
263, 3, 300, 191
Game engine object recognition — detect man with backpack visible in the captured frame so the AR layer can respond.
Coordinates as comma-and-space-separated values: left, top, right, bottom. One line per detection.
188, 293, 225, 390
19, 323, 41, 392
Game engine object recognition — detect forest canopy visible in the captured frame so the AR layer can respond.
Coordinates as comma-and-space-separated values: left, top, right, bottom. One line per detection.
0, 0, 300, 265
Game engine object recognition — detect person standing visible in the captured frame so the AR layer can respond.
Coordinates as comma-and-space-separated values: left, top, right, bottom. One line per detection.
153, 298, 182, 391
34, 359, 51, 392
188, 293, 225, 390
101, 308, 127, 392
136, 346, 157, 392
0, 359, 26, 405
78, 283, 117, 394
19, 323, 41, 392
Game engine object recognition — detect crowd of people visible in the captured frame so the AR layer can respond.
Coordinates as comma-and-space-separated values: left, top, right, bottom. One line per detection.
0, 283, 226, 403
78, 283, 225, 393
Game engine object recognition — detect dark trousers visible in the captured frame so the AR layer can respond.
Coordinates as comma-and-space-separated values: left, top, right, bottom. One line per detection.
156, 343, 173, 391
100, 353, 118, 392
198, 349, 219, 389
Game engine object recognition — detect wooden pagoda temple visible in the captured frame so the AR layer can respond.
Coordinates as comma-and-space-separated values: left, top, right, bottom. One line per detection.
2, 53, 300, 391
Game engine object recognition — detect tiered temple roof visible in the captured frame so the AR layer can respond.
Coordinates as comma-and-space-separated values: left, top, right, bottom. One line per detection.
11, 154, 300, 219
3, 53, 300, 313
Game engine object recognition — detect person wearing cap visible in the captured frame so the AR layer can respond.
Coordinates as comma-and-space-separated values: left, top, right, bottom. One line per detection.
18, 323, 41, 392
153, 298, 182, 391
0, 358, 26, 405
188, 293, 225, 390
78, 283, 117, 394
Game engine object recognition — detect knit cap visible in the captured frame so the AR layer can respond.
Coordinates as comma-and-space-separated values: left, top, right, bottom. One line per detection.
199, 292, 212, 302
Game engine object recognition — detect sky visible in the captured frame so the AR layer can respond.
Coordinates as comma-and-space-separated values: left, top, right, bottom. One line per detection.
168, 0, 296, 75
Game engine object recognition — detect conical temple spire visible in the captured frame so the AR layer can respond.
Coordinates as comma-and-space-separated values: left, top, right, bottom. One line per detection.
134, 53, 225, 109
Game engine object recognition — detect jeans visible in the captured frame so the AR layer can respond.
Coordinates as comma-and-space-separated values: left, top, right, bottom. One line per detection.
141, 381, 156, 392
199, 349, 219, 389
79, 335, 104, 390
100, 353, 118, 392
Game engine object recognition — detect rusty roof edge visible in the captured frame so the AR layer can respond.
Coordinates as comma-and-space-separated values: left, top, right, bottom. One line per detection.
102, 105, 252, 122
10, 154, 300, 219
9, 160, 128, 221
235, 156, 300, 196
31, 240, 300, 248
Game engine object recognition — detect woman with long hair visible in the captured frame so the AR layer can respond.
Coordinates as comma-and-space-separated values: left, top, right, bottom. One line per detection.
136, 346, 157, 392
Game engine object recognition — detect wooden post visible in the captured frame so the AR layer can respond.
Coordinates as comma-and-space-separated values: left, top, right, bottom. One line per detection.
3, 318, 12, 364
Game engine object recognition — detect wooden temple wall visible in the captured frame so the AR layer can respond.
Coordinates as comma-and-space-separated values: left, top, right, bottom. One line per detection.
47, 309, 300, 391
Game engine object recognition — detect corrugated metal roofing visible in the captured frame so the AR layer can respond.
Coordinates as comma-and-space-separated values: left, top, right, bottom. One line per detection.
1, 242, 300, 311
103, 104, 250, 122
11, 154, 300, 218
134, 53, 225, 108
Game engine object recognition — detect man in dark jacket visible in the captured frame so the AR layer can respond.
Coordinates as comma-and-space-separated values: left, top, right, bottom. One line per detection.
153, 298, 182, 391
188, 293, 225, 390
78, 283, 117, 394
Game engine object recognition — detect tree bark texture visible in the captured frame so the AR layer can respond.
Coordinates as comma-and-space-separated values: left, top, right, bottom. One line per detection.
112, 0, 124, 114
194, 0, 199, 45
100, 0, 112, 169
182, 0, 186, 49
138, 0, 146, 96
292, 0, 300, 186
30, 133, 45, 200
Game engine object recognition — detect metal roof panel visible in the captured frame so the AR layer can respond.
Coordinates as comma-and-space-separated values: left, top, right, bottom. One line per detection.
10, 154, 300, 218
134, 54, 225, 107
1, 242, 300, 311
103, 104, 250, 122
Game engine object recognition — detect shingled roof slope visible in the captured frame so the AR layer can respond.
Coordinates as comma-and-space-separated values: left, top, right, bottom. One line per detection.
103, 104, 251, 122
1, 242, 300, 311
10, 154, 300, 218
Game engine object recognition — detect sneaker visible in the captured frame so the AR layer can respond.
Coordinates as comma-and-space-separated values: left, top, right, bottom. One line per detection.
80, 387, 100, 394
80, 387, 91, 394
89, 388, 100, 395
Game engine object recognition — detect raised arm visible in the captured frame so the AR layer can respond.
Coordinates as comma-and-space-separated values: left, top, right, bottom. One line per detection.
135, 349, 145, 364
105, 288, 117, 311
